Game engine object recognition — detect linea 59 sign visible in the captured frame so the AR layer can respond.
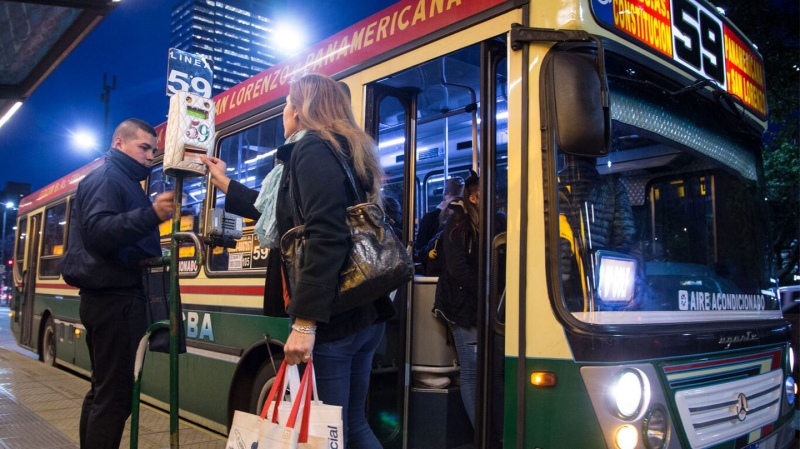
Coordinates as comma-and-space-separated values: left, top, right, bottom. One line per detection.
166, 48, 213, 98
590, 0, 766, 117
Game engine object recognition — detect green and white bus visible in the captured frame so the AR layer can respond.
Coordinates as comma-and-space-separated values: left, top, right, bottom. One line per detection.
11, 0, 797, 447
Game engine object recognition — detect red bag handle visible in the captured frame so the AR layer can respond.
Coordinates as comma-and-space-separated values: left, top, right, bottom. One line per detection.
260, 360, 288, 421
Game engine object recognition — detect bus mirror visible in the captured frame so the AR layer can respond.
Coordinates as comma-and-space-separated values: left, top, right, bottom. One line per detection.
547, 52, 610, 157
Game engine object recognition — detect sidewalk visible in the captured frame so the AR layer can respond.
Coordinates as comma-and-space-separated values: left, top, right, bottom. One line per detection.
0, 345, 227, 449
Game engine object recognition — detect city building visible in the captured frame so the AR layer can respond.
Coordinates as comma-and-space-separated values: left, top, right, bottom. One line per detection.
170, 0, 283, 95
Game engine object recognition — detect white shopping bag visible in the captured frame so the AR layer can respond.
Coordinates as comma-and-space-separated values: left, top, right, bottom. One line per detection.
260, 358, 343, 448
226, 360, 295, 449
226, 410, 265, 449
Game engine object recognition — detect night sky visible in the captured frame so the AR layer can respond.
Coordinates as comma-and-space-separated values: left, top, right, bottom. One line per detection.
0, 0, 395, 193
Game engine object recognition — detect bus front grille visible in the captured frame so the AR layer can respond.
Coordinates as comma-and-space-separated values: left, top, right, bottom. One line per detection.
665, 349, 783, 448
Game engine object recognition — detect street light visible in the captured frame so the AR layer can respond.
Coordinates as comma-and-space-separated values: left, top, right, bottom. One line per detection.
1, 201, 17, 305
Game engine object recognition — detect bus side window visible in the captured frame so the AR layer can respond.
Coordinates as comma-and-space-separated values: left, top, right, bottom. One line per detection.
209, 115, 284, 273
39, 201, 68, 278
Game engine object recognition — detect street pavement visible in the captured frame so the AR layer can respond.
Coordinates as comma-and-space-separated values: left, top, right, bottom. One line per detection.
0, 305, 228, 449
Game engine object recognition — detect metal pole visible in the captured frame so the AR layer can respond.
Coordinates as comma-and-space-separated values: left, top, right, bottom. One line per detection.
100, 73, 117, 147
169, 176, 182, 448
1, 207, 6, 297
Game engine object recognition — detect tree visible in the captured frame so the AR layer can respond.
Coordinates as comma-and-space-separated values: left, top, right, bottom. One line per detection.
716, 0, 800, 284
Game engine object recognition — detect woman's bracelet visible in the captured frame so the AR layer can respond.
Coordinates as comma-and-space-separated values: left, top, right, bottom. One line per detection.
291, 324, 317, 334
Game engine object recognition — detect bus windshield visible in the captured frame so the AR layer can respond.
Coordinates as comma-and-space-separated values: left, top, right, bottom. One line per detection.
557, 53, 780, 325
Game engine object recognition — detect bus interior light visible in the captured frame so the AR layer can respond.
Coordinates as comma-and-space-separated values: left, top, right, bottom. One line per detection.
615, 424, 638, 449
530, 371, 557, 387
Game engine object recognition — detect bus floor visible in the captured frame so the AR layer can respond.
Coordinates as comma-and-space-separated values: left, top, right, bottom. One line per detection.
0, 344, 227, 449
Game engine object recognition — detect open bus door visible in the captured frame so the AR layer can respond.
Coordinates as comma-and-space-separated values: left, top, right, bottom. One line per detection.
364, 35, 509, 448
18, 213, 41, 349
364, 83, 417, 448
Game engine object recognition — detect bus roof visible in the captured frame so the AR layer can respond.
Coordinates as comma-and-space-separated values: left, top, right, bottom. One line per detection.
155, 0, 510, 148
19, 156, 105, 215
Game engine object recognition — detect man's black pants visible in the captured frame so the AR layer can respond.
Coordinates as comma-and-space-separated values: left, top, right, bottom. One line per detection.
79, 290, 147, 449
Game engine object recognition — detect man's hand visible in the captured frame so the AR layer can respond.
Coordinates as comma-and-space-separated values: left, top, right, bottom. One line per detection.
153, 191, 175, 221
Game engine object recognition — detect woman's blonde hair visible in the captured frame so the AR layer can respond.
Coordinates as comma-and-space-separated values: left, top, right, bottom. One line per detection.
289, 73, 382, 203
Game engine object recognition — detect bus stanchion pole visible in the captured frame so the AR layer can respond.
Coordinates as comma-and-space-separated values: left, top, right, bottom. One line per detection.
168, 176, 183, 448
131, 319, 169, 449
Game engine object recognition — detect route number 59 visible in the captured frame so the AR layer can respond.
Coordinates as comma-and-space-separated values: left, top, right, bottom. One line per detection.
672, 0, 725, 86
167, 70, 212, 98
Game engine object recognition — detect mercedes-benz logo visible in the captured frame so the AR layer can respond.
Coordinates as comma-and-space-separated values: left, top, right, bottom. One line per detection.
735, 393, 749, 421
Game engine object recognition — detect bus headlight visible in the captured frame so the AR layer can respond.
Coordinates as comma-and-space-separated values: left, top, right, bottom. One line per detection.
612, 369, 648, 419
615, 424, 638, 449
786, 376, 796, 406
643, 405, 669, 449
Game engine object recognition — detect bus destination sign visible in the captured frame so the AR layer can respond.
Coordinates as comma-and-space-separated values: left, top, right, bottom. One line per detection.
590, 0, 766, 117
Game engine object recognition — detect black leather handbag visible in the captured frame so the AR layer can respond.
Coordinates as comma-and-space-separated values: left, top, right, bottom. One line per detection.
280, 142, 413, 314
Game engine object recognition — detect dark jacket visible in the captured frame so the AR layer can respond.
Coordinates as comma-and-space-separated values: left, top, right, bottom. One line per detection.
414, 206, 443, 252
433, 200, 479, 328
63, 148, 163, 292
226, 133, 394, 343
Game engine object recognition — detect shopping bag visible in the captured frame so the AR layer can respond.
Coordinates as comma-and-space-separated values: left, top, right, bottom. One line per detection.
226, 410, 265, 449
227, 360, 293, 449
261, 359, 343, 448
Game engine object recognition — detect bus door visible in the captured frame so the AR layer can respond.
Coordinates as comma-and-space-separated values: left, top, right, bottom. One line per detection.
19, 213, 41, 348
366, 36, 509, 449
364, 83, 416, 448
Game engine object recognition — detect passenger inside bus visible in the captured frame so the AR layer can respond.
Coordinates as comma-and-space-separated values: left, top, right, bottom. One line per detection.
432, 170, 481, 429
416, 177, 463, 276
558, 155, 637, 311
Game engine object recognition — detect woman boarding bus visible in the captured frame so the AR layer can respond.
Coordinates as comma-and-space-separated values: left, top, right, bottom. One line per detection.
11, 0, 796, 447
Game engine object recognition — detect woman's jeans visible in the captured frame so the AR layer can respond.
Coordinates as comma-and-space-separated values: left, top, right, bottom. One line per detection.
313, 322, 385, 449
448, 323, 478, 427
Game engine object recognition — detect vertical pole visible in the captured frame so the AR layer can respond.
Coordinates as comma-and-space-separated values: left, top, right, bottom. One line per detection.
100, 73, 117, 148
169, 176, 182, 448
1, 207, 6, 296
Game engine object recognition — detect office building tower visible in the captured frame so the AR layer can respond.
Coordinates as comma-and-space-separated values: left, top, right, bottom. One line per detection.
170, 0, 282, 95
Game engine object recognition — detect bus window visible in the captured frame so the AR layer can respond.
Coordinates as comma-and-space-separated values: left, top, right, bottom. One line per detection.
208, 114, 285, 273
13, 216, 26, 283
555, 51, 779, 319
39, 201, 67, 278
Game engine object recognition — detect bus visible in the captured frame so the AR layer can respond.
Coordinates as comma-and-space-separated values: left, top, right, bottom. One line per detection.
10, 0, 797, 447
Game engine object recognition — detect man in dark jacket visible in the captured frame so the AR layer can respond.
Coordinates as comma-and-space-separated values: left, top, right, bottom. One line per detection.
61, 119, 174, 449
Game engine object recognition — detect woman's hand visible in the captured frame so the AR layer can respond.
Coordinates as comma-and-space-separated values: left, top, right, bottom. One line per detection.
200, 155, 231, 193
284, 330, 315, 366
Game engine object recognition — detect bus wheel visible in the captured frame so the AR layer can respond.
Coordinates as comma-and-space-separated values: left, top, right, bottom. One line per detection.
41, 317, 57, 366
249, 358, 283, 414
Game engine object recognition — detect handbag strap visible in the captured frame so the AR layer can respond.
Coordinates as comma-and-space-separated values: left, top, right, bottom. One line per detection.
287, 137, 366, 227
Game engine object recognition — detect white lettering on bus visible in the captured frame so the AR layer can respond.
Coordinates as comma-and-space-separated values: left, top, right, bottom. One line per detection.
184, 312, 215, 341
679, 290, 766, 311
179, 259, 197, 272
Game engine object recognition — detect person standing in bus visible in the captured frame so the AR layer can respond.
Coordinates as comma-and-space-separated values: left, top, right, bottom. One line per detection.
433, 169, 480, 428
203, 73, 393, 449
60, 119, 174, 449
415, 177, 463, 253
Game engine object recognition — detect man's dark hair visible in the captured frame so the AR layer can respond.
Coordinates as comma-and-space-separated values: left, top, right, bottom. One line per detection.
113, 118, 157, 142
